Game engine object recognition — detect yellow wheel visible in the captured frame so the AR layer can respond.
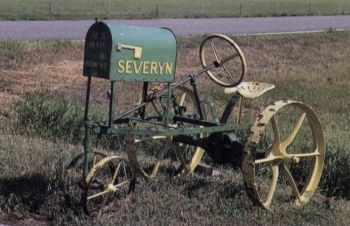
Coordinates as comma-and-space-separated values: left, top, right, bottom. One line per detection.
242, 100, 325, 209
200, 34, 247, 87
63, 151, 107, 207
84, 156, 135, 217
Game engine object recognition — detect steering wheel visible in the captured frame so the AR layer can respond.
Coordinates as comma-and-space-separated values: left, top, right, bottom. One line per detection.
200, 34, 247, 87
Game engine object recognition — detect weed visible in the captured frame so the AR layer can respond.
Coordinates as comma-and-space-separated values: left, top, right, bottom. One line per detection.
10, 91, 85, 143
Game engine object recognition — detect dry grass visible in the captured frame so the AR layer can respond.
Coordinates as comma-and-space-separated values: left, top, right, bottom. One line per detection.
0, 30, 350, 225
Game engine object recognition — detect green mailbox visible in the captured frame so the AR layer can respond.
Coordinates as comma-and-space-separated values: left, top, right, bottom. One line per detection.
83, 21, 177, 83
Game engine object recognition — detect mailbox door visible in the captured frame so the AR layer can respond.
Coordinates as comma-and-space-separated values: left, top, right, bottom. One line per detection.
83, 22, 112, 79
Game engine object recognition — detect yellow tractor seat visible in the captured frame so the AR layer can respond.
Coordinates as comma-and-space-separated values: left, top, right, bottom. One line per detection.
224, 82, 275, 99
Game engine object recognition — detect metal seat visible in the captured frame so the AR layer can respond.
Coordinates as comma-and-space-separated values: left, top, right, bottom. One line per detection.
224, 82, 275, 99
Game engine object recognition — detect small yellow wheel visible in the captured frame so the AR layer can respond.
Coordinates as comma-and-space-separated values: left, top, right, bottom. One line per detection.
84, 156, 135, 217
200, 34, 247, 87
63, 151, 107, 207
242, 100, 325, 209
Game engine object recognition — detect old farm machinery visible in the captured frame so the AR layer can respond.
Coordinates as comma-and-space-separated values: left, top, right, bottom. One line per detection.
64, 21, 325, 216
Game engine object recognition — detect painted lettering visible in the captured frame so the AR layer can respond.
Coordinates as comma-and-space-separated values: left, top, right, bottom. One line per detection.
165, 63, 173, 75
150, 62, 158, 74
143, 61, 150, 74
158, 62, 165, 74
125, 60, 132, 74
117, 60, 125, 73
116, 60, 173, 75
134, 61, 143, 74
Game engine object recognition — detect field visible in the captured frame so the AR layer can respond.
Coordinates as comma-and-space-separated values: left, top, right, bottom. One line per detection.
1, 30, 350, 225
0, 0, 350, 20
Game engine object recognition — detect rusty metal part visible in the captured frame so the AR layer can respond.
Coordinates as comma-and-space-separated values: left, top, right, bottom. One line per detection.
242, 100, 325, 209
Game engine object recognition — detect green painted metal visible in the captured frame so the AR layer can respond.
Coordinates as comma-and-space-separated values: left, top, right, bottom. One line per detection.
92, 124, 236, 137
83, 21, 177, 82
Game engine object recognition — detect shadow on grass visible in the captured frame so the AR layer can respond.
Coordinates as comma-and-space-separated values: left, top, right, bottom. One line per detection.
0, 173, 50, 213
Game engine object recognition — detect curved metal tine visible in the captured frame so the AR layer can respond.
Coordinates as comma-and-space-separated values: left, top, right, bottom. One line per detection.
179, 92, 187, 106
281, 163, 301, 201
263, 164, 279, 207
281, 112, 307, 149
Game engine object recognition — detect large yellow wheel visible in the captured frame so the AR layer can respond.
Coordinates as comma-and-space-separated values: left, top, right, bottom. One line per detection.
242, 100, 325, 209
200, 34, 247, 87
63, 151, 107, 207
84, 156, 135, 217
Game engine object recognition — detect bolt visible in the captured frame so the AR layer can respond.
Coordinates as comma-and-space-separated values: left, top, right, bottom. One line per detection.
292, 156, 300, 164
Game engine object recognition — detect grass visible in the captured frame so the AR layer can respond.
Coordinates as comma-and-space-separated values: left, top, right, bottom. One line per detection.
0, 30, 350, 224
0, 0, 350, 20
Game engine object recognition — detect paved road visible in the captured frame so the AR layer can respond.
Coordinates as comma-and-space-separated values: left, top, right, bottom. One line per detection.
0, 15, 350, 40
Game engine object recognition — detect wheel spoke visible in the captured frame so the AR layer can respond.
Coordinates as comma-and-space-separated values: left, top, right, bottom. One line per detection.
281, 112, 307, 149
255, 154, 280, 164
87, 181, 128, 201
221, 64, 234, 82
271, 115, 281, 150
220, 53, 239, 64
263, 164, 279, 207
112, 162, 122, 183
87, 189, 110, 200
123, 162, 128, 180
289, 151, 320, 158
281, 164, 301, 201
99, 173, 109, 185
211, 40, 220, 62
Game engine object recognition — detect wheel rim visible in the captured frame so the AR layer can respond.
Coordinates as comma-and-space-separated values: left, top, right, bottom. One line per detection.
200, 34, 247, 87
84, 156, 135, 217
242, 100, 325, 209
64, 151, 107, 207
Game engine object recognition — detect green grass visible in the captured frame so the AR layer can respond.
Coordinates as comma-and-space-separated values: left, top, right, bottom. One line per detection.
1, 31, 350, 224
0, 0, 350, 20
